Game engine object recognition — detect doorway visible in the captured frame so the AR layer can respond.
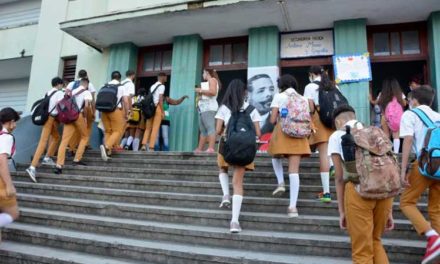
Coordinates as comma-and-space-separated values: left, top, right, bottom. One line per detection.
216, 69, 247, 103
281, 65, 334, 95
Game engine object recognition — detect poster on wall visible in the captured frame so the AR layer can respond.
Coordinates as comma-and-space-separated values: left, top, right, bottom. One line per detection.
333, 53, 372, 84
247, 66, 279, 151
280, 30, 334, 59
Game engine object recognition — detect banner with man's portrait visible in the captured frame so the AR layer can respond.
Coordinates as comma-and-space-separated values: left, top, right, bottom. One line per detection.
247, 66, 279, 151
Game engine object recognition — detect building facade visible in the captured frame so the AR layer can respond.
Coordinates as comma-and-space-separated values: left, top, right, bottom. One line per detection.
1, 0, 439, 151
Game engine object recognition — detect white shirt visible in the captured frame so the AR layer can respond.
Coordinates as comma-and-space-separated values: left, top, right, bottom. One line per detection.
108, 80, 126, 108
0, 128, 14, 158
303, 76, 321, 106
121, 78, 135, 98
215, 101, 261, 127
150, 82, 165, 106
270, 88, 310, 113
328, 120, 364, 161
72, 86, 93, 112
46, 88, 64, 116
198, 80, 219, 112
400, 105, 440, 154
66, 79, 96, 94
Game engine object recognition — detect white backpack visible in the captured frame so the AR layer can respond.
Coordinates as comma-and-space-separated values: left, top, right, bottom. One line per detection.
280, 92, 312, 138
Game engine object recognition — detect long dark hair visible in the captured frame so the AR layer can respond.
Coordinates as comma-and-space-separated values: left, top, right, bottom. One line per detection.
309, 65, 334, 91
377, 77, 405, 110
221, 79, 246, 113
278, 74, 299, 93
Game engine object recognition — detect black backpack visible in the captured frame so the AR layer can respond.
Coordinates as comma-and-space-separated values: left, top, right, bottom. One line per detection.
316, 81, 349, 128
140, 84, 161, 119
96, 83, 122, 112
222, 105, 257, 166
31, 90, 58, 126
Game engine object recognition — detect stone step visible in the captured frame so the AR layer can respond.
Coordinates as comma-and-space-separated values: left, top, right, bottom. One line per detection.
0, 241, 145, 264
3, 223, 354, 264
13, 207, 424, 263
16, 201, 419, 240
15, 164, 330, 185
14, 182, 426, 219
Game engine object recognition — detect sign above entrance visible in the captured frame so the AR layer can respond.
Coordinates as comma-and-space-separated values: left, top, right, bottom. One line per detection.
280, 30, 334, 59
333, 53, 372, 84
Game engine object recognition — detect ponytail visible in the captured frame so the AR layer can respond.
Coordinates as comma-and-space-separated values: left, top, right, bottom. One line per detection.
309, 65, 335, 91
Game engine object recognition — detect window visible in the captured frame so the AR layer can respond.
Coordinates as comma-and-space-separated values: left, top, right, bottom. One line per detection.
138, 45, 172, 77
205, 38, 248, 69
372, 30, 421, 57
62, 57, 77, 82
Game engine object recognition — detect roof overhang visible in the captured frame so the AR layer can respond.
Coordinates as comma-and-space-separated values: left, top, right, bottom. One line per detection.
60, 0, 440, 51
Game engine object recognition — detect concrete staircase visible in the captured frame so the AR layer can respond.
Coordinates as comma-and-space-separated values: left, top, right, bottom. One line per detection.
0, 151, 426, 263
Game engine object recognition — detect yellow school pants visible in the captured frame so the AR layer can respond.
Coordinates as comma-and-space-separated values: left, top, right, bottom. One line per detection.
142, 106, 163, 149
56, 115, 89, 166
101, 109, 124, 151
31, 116, 60, 167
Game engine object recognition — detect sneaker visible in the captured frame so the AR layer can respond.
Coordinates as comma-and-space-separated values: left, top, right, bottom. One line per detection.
230, 222, 242, 233
73, 160, 87, 166
219, 195, 231, 208
100, 145, 108, 162
287, 207, 299, 218
53, 166, 62, 175
422, 235, 440, 264
320, 193, 332, 203
25, 167, 37, 183
42, 157, 56, 166
272, 183, 286, 196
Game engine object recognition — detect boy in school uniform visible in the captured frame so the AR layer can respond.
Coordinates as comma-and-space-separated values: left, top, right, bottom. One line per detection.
328, 105, 394, 264
26, 77, 64, 182
399, 85, 440, 264
54, 78, 93, 174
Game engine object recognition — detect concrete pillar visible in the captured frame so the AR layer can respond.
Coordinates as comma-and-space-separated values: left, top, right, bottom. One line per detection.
428, 11, 440, 110
107, 42, 138, 80
248, 26, 279, 67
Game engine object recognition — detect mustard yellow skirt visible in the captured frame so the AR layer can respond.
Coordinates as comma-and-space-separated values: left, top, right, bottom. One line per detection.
308, 112, 334, 146
268, 123, 311, 157
127, 114, 146, 130
0, 178, 17, 208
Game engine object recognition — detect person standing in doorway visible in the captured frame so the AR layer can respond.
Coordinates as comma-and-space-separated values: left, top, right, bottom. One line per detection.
141, 73, 167, 151
194, 69, 221, 153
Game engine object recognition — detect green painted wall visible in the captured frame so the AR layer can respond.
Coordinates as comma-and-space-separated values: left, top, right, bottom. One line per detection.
334, 18, 370, 124
107, 42, 138, 80
169, 35, 203, 151
429, 11, 440, 110
248, 26, 279, 67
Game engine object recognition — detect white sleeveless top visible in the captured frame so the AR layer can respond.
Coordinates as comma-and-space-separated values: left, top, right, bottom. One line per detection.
198, 79, 219, 113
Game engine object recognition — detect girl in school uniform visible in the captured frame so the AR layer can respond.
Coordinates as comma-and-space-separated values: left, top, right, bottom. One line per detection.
268, 75, 311, 218
303, 65, 334, 203
130, 88, 148, 151
215, 79, 261, 233
0, 107, 21, 238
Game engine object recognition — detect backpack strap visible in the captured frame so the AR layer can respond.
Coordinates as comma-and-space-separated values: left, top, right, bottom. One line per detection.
244, 105, 255, 115
0, 131, 16, 158
411, 108, 436, 129
151, 83, 162, 96
48, 90, 62, 114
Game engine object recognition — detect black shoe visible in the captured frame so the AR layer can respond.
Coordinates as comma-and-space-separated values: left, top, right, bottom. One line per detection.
53, 167, 62, 174
73, 160, 87, 166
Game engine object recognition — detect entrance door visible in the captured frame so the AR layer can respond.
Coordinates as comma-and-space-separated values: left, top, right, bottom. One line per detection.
281, 64, 333, 95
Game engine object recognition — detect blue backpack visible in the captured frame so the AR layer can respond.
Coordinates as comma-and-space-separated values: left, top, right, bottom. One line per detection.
412, 108, 440, 179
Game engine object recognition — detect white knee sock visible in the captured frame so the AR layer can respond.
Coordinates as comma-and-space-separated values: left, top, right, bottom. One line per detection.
231, 195, 243, 223
393, 139, 400, 154
132, 138, 140, 151
0, 213, 13, 227
289, 174, 300, 208
272, 158, 284, 185
219, 173, 229, 196
320, 172, 330, 194
120, 137, 128, 147
127, 136, 134, 147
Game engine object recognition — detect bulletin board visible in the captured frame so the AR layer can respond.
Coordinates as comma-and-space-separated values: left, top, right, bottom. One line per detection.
333, 53, 372, 84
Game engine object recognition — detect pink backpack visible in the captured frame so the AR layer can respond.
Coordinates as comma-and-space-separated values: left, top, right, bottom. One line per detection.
280, 92, 312, 138
385, 97, 404, 132
56, 89, 85, 124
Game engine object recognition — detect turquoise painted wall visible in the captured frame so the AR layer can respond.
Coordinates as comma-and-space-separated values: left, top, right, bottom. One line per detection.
248, 26, 279, 67
334, 19, 370, 124
107, 42, 138, 80
169, 35, 203, 151
429, 11, 440, 110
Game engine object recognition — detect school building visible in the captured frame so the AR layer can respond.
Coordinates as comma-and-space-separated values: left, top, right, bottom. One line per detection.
1, 0, 439, 151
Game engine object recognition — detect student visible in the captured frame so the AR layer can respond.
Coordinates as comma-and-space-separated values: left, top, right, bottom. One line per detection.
374, 78, 407, 153
26, 77, 64, 182
215, 79, 261, 233
303, 65, 333, 203
399, 86, 440, 264
154, 94, 189, 151
141, 73, 167, 151
0, 107, 21, 234
130, 88, 147, 152
329, 105, 394, 264
54, 78, 93, 174
119, 70, 136, 149
100, 71, 129, 160
194, 69, 221, 153
268, 75, 311, 217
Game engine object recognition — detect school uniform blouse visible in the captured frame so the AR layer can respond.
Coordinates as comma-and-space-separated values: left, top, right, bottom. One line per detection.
215, 101, 261, 127
270, 88, 310, 113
